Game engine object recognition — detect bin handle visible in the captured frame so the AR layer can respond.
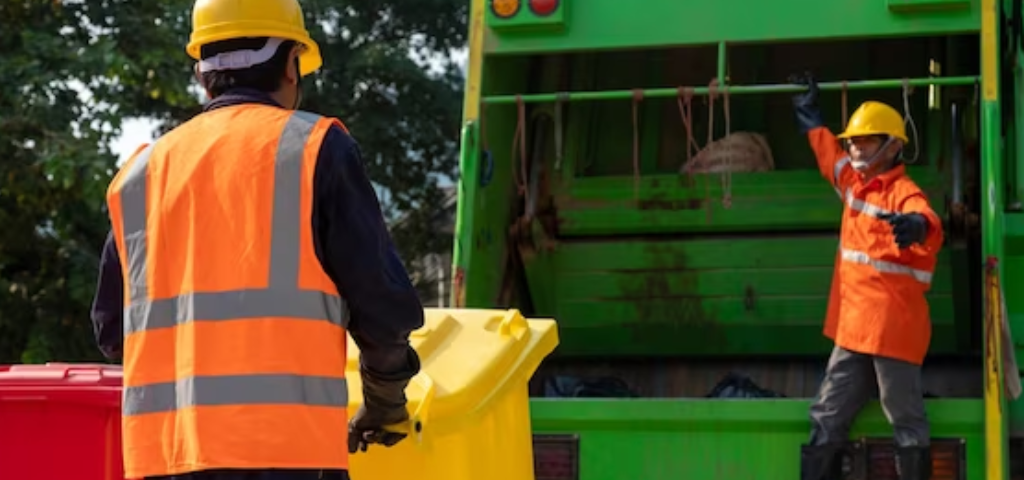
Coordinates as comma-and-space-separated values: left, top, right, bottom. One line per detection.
397, 371, 435, 445
498, 309, 529, 339
39, 363, 122, 379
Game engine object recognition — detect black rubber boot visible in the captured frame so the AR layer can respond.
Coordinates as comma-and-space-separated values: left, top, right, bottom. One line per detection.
800, 444, 844, 480
895, 446, 933, 480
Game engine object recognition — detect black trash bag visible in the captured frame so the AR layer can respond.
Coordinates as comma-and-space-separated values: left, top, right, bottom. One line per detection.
705, 372, 785, 398
543, 375, 639, 398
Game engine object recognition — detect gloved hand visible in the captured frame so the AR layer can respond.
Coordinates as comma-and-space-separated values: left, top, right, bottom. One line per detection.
347, 401, 408, 454
879, 213, 929, 249
348, 348, 421, 454
788, 71, 824, 134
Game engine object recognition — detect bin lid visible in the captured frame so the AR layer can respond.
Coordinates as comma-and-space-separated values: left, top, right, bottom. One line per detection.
345, 308, 558, 429
0, 363, 123, 388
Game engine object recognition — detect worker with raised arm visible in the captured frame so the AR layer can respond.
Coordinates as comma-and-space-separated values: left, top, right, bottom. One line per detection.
789, 72, 943, 480
88, 1, 425, 479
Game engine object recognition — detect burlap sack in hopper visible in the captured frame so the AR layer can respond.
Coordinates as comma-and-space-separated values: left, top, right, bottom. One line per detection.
680, 131, 776, 174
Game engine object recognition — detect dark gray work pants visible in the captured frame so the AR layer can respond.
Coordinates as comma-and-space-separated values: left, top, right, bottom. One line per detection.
809, 346, 930, 447
146, 469, 349, 480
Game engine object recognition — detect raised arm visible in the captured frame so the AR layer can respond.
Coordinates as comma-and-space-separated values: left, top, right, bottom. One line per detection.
790, 72, 852, 191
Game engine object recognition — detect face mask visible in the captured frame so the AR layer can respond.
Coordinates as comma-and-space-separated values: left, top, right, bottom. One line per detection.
850, 137, 895, 174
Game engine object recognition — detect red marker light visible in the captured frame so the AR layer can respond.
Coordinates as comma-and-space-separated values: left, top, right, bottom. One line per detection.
529, 0, 558, 16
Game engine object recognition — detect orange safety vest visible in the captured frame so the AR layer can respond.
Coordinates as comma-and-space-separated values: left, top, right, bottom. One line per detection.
809, 127, 943, 365
106, 104, 351, 478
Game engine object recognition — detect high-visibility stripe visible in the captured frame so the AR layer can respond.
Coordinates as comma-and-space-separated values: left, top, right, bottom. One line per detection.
117, 110, 347, 333
124, 289, 347, 334
123, 373, 349, 415
268, 111, 309, 290
836, 185, 893, 217
832, 157, 929, 283
840, 248, 933, 284
833, 157, 849, 184
116, 109, 348, 417
833, 157, 898, 218
844, 189, 893, 218
832, 156, 850, 199
120, 144, 154, 303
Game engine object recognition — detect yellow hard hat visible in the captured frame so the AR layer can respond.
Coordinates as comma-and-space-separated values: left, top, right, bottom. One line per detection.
837, 101, 908, 143
186, 0, 323, 77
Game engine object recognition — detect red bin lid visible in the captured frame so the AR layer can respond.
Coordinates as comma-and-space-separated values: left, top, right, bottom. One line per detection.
0, 363, 123, 388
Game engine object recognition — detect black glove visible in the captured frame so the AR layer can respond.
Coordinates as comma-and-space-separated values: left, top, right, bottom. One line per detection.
879, 213, 929, 249
348, 347, 421, 454
789, 71, 824, 134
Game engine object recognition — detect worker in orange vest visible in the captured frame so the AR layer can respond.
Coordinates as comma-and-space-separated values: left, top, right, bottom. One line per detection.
789, 72, 943, 480
89, 1, 425, 479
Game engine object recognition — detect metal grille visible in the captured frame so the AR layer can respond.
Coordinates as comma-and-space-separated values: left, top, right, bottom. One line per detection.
850, 437, 966, 480
533, 434, 580, 480
1010, 438, 1024, 480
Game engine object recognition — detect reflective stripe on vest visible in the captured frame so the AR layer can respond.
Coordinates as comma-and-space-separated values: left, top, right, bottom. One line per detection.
122, 373, 349, 416
843, 188, 892, 218
832, 156, 850, 199
833, 156, 895, 218
116, 110, 349, 416
839, 247, 934, 285
831, 156, 932, 285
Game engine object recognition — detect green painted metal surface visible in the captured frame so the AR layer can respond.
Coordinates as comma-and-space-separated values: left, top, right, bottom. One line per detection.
529, 399, 987, 480
454, 0, 1023, 478
555, 169, 947, 235
527, 236, 961, 356
482, 0, 980, 54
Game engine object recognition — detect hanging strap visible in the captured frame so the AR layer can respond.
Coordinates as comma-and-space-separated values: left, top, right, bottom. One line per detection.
511, 95, 528, 195
721, 81, 733, 209
677, 88, 702, 166
901, 78, 921, 164
703, 79, 720, 221
554, 92, 567, 172
631, 89, 643, 202
840, 81, 849, 127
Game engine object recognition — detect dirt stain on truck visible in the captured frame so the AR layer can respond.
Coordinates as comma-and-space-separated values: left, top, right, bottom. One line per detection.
614, 242, 727, 350
636, 178, 704, 210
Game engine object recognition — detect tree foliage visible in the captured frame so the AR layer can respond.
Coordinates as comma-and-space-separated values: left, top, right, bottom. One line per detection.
0, 0, 465, 363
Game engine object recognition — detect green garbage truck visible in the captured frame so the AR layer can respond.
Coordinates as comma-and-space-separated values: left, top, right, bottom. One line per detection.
450, 0, 1024, 478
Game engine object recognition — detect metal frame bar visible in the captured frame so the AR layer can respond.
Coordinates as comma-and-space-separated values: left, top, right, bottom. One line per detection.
481, 76, 979, 105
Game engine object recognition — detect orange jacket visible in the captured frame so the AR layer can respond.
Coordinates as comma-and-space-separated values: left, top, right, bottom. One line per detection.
107, 105, 351, 477
809, 127, 944, 365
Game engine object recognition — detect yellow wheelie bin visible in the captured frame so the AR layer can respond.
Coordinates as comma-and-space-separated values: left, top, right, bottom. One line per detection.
346, 308, 559, 480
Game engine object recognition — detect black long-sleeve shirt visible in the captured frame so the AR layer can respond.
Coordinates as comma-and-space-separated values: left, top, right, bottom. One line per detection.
90, 89, 424, 379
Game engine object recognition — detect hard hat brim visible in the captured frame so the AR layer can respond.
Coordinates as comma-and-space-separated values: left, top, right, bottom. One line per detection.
837, 129, 909, 144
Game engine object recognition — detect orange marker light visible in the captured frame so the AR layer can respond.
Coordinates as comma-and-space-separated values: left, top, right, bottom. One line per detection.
491, 0, 520, 18
529, 0, 558, 16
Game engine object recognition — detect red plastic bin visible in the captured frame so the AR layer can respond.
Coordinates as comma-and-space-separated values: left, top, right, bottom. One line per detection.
0, 363, 125, 480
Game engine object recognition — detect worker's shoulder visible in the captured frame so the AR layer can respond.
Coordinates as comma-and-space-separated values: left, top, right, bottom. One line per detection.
289, 109, 348, 130
889, 172, 931, 201
313, 118, 362, 174
319, 123, 358, 155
